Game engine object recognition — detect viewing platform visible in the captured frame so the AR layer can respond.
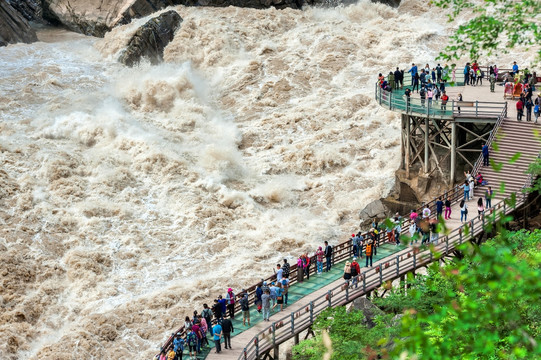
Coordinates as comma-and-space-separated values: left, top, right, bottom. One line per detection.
157, 73, 540, 360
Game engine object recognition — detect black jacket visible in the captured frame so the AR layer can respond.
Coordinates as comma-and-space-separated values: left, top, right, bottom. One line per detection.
222, 319, 234, 333
324, 245, 332, 257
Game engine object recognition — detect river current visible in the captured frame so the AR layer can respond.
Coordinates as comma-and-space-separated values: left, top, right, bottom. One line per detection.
0, 1, 502, 358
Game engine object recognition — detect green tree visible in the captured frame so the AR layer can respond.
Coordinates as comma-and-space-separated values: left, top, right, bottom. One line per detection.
393, 229, 541, 359
432, 0, 541, 62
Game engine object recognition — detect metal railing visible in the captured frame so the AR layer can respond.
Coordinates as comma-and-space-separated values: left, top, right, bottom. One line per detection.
375, 85, 506, 119
237, 190, 530, 360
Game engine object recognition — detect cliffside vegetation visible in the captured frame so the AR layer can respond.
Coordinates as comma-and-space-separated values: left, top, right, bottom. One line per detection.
292, 229, 541, 359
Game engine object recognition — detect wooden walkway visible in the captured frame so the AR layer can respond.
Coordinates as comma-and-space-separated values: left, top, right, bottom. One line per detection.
186, 82, 539, 360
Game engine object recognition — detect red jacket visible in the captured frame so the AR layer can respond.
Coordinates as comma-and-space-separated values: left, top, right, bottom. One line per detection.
516, 100, 523, 110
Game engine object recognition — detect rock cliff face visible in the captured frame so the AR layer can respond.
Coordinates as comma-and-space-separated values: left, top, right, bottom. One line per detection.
118, 10, 182, 66
8, 0, 400, 38
0, 1, 38, 47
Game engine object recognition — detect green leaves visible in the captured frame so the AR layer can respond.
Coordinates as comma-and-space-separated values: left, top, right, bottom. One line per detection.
509, 152, 522, 164
434, 0, 541, 62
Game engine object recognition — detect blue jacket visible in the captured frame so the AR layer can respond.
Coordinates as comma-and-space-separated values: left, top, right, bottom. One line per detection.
173, 337, 184, 352
408, 65, 418, 75
255, 286, 263, 301
482, 145, 489, 156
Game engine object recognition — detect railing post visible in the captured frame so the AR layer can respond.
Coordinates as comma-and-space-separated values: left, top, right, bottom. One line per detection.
379, 86, 382, 105
255, 336, 259, 358
389, 92, 392, 110
272, 323, 276, 346
309, 302, 314, 323
363, 271, 366, 292
482, 213, 485, 228
503, 203, 507, 214
291, 313, 295, 334
471, 219, 475, 237
475, 101, 479, 116
379, 264, 383, 284
413, 251, 416, 269
459, 231, 463, 244
445, 237, 449, 254
452, 99, 455, 114
396, 255, 399, 277
345, 283, 349, 302
327, 290, 332, 307
244, 347, 247, 360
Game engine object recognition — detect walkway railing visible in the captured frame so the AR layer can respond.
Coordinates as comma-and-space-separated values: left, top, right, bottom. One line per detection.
237, 191, 529, 360
374, 84, 506, 119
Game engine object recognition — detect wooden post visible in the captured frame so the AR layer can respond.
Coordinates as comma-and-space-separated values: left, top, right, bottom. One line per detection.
396, 255, 400, 278
309, 302, 314, 323
291, 313, 295, 334
256, 336, 260, 359
294, 333, 300, 345
451, 121, 456, 183
424, 118, 429, 173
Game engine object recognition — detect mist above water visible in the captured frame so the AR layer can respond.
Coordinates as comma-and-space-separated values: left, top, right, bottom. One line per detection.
0, 1, 474, 359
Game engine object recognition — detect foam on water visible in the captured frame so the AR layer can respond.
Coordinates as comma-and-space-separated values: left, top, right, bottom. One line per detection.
0, 1, 530, 359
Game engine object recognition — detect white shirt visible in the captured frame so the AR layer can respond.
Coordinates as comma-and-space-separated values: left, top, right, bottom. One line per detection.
276, 268, 283, 282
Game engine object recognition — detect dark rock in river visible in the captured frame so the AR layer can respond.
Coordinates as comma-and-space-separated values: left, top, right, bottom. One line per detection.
0, 1, 38, 47
118, 10, 183, 67
6, 0, 44, 22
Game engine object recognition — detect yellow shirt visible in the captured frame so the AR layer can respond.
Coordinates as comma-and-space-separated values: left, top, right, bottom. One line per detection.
167, 350, 175, 360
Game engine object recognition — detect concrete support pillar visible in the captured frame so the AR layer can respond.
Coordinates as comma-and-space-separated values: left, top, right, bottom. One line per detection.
424, 118, 429, 173
294, 333, 299, 345
451, 121, 457, 183
274, 346, 279, 359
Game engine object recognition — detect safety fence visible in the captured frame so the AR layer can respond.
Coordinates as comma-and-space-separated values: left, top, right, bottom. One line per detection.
237, 192, 528, 360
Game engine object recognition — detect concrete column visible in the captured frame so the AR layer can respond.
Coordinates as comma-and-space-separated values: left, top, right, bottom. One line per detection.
451, 121, 456, 183
424, 118, 429, 173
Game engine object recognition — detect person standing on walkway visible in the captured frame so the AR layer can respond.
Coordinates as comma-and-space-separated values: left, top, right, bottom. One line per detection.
281, 275, 290, 306
350, 258, 361, 288
461, 180, 470, 201
282, 259, 290, 279
512, 61, 519, 75
269, 282, 277, 308
535, 102, 540, 123
324, 241, 333, 272
436, 197, 444, 219
273, 282, 284, 312
485, 186, 493, 209
202, 304, 213, 336
255, 283, 263, 313
351, 234, 357, 257
218, 295, 227, 321
240, 292, 250, 326
477, 197, 485, 216
187, 327, 198, 359
173, 333, 184, 360
197, 315, 210, 348
441, 91, 449, 111
343, 261, 352, 287
394, 67, 402, 89
315, 246, 324, 274
490, 72, 496, 92
365, 239, 374, 267
212, 299, 222, 322
212, 320, 222, 354
422, 204, 431, 219
408, 63, 418, 85
482, 143, 490, 166
275, 264, 283, 283
517, 99, 524, 121
464, 63, 470, 85
460, 200, 468, 223
191, 320, 203, 354
221, 315, 234, 350
261, 289, 271, 321
225, 288, 236, 319
304, 253, 312, 280
444, 197, 452, 220
525, 98, 533, 122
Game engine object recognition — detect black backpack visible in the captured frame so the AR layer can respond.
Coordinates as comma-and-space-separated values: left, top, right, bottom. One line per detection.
351, 264, 358, 277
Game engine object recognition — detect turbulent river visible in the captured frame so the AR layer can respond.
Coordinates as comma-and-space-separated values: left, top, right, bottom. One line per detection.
0, 1, 503, 358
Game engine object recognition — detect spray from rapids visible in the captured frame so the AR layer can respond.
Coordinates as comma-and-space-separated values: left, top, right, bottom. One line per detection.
0, 1, 460, 358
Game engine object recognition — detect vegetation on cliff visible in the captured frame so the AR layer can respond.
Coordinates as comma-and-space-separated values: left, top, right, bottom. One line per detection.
292, 229, 541, 359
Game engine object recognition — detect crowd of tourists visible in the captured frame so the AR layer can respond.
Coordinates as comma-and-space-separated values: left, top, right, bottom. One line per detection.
510, 65, 540, 123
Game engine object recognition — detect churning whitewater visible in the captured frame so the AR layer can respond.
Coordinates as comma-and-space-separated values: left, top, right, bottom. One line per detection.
0, 1, 469, 359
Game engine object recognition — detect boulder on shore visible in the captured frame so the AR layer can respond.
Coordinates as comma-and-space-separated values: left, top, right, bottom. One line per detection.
359, 199, 390, 227
346, 297, 385, 328
118, 10, 182, 67
0, 1, 38, 47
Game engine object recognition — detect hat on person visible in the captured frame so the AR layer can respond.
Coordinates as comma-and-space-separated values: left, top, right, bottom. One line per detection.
228, 288, 232, 292
352, 234, 355, 237
352, 257, 357, 261
318, 246, 322, 250
263, 281, 267, 285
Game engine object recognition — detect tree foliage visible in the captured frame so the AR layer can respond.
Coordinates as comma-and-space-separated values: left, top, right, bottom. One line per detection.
432, 0, 541, 62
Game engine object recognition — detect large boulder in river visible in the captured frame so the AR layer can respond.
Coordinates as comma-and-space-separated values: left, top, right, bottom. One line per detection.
0, 1, 38, 46
118, 10, 182, 66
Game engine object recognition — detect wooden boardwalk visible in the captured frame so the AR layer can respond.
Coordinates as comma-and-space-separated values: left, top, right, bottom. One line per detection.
197, 82, 539, 360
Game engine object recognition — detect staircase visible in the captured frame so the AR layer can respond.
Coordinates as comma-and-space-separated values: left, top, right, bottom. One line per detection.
473, 120, 540, 201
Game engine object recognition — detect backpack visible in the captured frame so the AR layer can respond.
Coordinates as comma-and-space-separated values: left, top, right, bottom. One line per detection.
187, 332, 197, 346
366, 243, 373, 256
535, 105, 539, 113
350, 264, 358, 277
